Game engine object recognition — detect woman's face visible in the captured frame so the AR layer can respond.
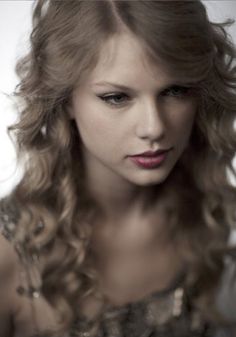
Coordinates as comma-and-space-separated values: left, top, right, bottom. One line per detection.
70, 33, 197, 187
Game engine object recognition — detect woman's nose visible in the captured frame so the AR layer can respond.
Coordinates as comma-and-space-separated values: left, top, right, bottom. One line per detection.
135, 99, 165, 141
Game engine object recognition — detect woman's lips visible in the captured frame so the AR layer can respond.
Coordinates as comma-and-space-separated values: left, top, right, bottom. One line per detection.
129, 150, 170, 169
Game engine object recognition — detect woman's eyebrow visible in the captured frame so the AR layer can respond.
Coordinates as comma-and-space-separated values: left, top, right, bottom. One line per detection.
93, 81, 136, 92
92, 80, 187, 92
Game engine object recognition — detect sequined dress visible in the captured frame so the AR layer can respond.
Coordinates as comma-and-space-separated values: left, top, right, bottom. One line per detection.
69, 277, 235, 337
1, 209, 236, 337
67, 252, 236, 337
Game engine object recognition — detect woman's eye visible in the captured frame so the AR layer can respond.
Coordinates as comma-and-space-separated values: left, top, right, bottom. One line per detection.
162, 85, 191, 98
98, 93, 129, 106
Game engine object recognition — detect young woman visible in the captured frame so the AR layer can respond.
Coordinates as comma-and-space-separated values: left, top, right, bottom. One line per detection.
0, 1, 236, 336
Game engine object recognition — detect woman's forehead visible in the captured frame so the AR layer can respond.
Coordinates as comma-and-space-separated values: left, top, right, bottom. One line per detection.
84, 33, 178, 89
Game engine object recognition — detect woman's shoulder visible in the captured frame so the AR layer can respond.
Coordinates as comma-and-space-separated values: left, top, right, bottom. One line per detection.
0, 230, 20, 299
0, 230, 23, 336
0, 230, 20, 314
0, 226, 60, 337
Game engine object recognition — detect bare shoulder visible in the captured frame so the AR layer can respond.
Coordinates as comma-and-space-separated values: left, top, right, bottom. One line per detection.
0, 231, 60, 337
0, 231, 20, 298
0, 231, 19, 273
0, 232, 21, 336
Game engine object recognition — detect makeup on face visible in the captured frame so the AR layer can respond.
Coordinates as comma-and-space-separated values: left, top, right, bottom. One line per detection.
70, 33, 197, 189
128, 148, 173, 169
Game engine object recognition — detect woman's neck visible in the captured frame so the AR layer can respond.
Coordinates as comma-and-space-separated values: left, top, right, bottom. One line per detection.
85, 176, 158, 224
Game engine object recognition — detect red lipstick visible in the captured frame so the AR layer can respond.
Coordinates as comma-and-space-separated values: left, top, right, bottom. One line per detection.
129, 148, 172, 169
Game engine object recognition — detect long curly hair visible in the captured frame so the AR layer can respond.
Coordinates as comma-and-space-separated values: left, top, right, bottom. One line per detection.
1, 0, 236, 335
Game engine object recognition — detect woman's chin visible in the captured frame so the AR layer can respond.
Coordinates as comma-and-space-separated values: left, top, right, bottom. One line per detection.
126, 169, 171, 187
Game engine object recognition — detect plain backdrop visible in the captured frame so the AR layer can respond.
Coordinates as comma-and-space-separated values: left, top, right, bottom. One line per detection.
0, 1, 236, 198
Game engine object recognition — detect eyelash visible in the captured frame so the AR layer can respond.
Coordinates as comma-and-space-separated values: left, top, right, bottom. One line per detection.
98, 85, 191, 107
161, 85, 191, 98
98, 93, 130, 107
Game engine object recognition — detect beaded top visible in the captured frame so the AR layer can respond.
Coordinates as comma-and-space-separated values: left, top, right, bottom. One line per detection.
65, 256, 236, 337
1, 206, 236, 337
68, 263, 236, 337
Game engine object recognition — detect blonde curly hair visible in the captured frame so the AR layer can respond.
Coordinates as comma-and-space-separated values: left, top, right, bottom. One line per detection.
1, 0, 236, 335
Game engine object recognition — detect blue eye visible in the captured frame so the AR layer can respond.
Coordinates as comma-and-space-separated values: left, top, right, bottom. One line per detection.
162, 85, 191, 98
98, 93, 129, 106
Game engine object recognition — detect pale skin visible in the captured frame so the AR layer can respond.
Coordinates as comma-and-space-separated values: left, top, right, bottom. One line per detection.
0, 32, 197, 336
69, 32, 197, 316
69, 33, 196, 220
